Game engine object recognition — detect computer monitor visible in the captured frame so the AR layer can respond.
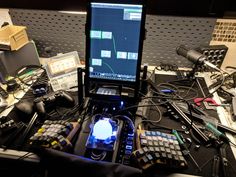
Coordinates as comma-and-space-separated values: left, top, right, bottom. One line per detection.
85, 0, 146, 100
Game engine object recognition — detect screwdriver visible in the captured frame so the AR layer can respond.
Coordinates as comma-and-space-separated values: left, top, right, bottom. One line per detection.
172, 129, 202, 172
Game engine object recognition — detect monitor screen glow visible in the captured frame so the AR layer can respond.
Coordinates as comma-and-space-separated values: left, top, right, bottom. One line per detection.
88, 2, 143, 83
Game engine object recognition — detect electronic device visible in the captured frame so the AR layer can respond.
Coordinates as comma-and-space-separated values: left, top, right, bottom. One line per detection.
34, 90, 75, 115
131, 129, 188, 170
85, 0, 146, 100
45, 51, 81, 91
83, 112, 135, 164
176, 45, 221, 72
74, 99, 135, 165
84, 115, 123, 162
29, 120, 74, 151
195, 45, 228, 71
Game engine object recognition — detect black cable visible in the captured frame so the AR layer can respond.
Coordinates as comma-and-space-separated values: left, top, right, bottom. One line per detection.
155, 81, 199, 101
139, 91, 162, 122
176, 85, 199, 101
136, 114, 184, 132
148, 83, 195, 101
117, 102, 169, 114
142, 95, 177, 100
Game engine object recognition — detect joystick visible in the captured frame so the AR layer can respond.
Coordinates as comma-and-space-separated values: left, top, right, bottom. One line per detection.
34, 90, 75, 115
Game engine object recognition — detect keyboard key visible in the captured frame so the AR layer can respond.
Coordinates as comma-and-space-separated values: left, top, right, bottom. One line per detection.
143, 147, 149, 152
154, 147, 160, 152
177, 151, 182, 156
149, 147, 155, 152
171, 150, 177, 155
164, 142, 170, 148
161, 133, 168, 138
141, 139, 147, 145
161, 152, 167, 158
125, 145, 132, 150
179, 156, 185, 162
152, 136, 158, 141
136, 149, 144, 157
166, 148, 171, 153
140, 133, 146, 139
125, 150, 132, 155
175, 144, 181, 151
159, 141, 164, 146
154, 152, 161, 159
147, 140, 153, 146
146, 154, 153, 161
140, 156, 149, 164
145, 131, 151, 136
160, 147, 165, 152
170, 144, 175, 150
155, 131, 161, 136
153, 141, 158, 146
167, 153, 172, 159
127, 136, 134, 141
151, 131, 156, 136
127, 141, 133, 145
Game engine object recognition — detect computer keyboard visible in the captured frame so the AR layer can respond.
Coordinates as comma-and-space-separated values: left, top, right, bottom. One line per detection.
131, 129, 188, 170
29, 120, 74, 150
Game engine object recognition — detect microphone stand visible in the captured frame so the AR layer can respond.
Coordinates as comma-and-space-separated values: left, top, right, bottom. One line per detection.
168, 57, 202, 87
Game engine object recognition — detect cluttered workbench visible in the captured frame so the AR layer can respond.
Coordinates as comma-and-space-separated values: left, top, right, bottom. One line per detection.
0, 1, 236, 177
0, 64, 236, 177
138, 70, 236, 177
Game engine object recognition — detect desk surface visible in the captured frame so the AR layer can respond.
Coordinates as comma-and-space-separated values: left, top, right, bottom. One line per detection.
0, 69, 236, 177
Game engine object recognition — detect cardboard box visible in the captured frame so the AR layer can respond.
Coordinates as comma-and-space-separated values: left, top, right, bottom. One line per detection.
0, 25, 29, 51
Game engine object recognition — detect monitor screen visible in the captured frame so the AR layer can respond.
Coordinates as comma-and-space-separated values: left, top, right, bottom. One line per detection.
87, 2, 144, 83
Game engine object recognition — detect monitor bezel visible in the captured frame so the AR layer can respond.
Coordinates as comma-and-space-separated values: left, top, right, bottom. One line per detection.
85, 0, 146, 100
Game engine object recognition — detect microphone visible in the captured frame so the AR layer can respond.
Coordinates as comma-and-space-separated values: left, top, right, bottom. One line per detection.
176, 45, 221, 71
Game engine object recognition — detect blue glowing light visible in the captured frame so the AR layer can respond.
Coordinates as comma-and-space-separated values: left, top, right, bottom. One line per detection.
120, 101, 124, 107
92, 119, 113, 140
